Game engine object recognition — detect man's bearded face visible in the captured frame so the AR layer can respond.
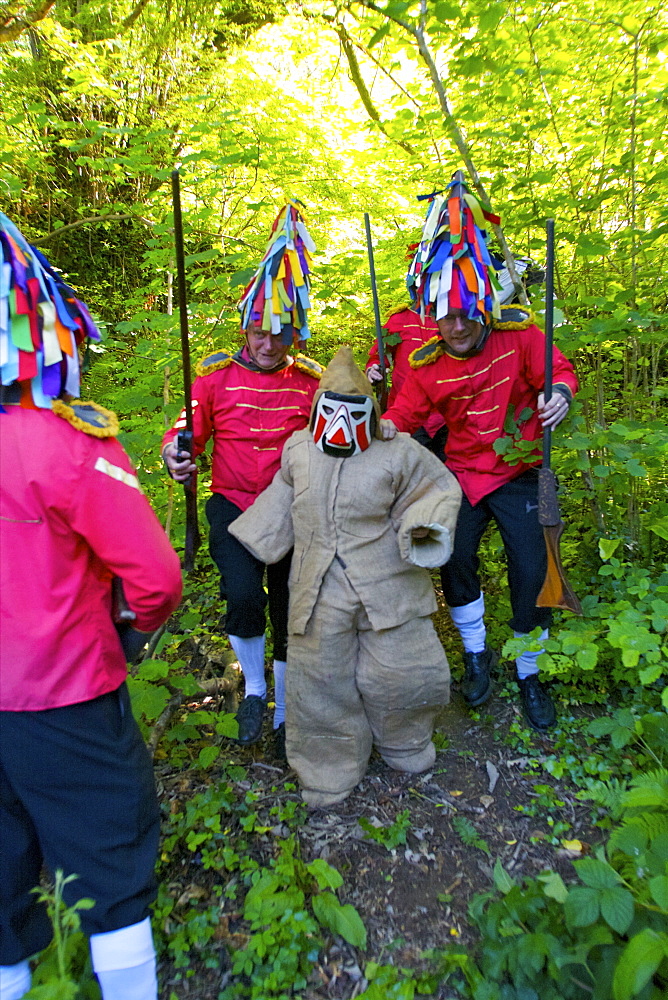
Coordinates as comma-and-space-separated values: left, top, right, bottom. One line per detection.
312, 391, 375, 457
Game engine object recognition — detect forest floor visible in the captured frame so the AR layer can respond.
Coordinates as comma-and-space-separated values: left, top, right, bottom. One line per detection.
155, 599, 601, 1000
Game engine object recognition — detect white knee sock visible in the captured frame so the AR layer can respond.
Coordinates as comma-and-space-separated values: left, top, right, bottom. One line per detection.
229, 634, 266, 698
90, 917, 157, 1000
449, 593, 486, 653
514, 629, 549, 679
272, 659, 286, 728
0, 961, 31, 1000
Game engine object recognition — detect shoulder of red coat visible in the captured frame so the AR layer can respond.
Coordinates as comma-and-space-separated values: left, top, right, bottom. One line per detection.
293, 354, 323, 380
408, 335, 448, 369
51, 399, 120, 437
492, 305, 534, 330
196, 349, 234, 377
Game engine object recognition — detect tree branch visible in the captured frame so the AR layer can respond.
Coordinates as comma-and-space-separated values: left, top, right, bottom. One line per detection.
0, 0, 55, 42
353, 0, 528, 303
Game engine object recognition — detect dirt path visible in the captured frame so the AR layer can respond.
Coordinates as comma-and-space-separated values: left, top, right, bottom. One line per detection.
157, 683, 599, 999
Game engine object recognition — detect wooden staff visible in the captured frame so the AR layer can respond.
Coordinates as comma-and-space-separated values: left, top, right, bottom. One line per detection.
364, 212, 388, 411
536, 218, 582, 614
171, 169, 201, 572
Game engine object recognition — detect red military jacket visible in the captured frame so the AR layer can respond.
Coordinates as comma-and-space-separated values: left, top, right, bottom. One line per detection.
0, 404, 182, 711
366, 308, 445, 438
163, 347, 322, 511
384, 316, 578, 506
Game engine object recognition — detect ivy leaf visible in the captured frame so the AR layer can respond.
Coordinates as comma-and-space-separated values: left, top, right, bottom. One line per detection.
127, 678, 170, 722
493, 858, 515, 894
599, 886, 634, 934
538, 871, 569, 903
564, 886, 600, 927
649, 875, 668, 910
613, 929, 668, 1000
307, 858, 344, 891
574, 857, 622, 889
368, 22, 391, 48
599, 537, 622, 561
311, 891, 367, 948
197, 746, 219, 769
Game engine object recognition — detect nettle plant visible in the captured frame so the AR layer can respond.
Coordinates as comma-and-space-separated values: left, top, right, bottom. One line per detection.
432, 711, 668, 1000
154, 777, 365, 998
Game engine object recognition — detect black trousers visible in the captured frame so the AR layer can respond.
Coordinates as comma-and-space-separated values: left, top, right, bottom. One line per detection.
0, 685, 159, 965
440, 469, 553, 634
206, 492, 291, 661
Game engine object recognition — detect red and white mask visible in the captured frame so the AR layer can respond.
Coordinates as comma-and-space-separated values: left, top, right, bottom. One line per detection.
312, 391, 375, 457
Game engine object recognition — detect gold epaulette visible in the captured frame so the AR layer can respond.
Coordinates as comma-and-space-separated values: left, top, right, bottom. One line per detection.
409, 335, 448, 369
293, 355, 323, 379
196, 350, 233, 377
492, 305, 534, 330
52, 399, 119, 437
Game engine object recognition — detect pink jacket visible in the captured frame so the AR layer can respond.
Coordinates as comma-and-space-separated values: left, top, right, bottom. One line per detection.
0, 406, 182, 710
163, 351, 321, 512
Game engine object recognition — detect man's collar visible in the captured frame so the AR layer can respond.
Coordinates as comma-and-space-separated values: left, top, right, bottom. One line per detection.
233, 345, 292, 374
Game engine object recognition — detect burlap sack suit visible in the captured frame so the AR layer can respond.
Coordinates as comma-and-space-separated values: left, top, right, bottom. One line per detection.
230, 348, 462, 806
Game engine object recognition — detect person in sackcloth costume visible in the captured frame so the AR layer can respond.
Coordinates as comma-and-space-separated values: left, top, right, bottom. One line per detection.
0, 212, 182, 1000
163, 201, 322, 751
381, 173, 578, 731
229, 347, 462, 807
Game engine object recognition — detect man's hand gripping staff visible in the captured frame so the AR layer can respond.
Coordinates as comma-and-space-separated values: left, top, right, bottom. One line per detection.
536, 219, 582, 615
168, 169, 202, 572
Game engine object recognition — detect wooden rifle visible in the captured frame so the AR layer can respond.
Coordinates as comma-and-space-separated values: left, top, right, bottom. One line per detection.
535, 219, 582, 614
171, 169, 202, 572
363, 212, 389, 411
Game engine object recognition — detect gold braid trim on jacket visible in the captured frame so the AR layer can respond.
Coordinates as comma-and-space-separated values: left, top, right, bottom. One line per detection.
293, 355, 323, 379
196, 350, 233, 377
408, 336, 448, 369
52, 399, 120, 437
493, 305, 534, 330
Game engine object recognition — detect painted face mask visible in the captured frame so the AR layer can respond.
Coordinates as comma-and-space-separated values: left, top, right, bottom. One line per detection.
312, 391, 375, 457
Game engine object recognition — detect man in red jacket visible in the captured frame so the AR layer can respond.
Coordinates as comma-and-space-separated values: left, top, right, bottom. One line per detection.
163, 203, 322, 750
380, 179, 578, 731
0, 213, 182, 1000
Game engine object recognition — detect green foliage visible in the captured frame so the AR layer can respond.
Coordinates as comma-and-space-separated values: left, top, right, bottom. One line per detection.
434, 721, 668, 1000
27, 870, 100, 999
451, 815, 491, 856
358, 809, 412, 850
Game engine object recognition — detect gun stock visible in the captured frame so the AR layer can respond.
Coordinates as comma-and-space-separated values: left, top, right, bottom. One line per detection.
536, 468, 582, 614
535, 218, 582, 615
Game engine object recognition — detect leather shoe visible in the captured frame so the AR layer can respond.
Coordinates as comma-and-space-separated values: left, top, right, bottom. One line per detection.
518, 675, 556, 731
272, 722, 287, 762
461, 646, 496, 706
236, 695, 266, 745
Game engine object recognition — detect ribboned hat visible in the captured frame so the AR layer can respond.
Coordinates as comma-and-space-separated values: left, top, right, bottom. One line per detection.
406, 172, 503, 326
0, 211, 101, 408
238, 200, 316, 346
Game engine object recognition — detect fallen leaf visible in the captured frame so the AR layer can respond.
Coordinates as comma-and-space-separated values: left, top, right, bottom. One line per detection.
479, 795, 494, 809
449, 790, 463, 796
486, 760, 499, 793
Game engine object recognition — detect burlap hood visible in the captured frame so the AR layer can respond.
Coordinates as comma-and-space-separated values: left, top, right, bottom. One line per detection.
310, 347, 382, 439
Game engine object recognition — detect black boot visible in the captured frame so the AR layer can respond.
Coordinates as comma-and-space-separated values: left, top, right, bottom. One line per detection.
518, 675, 556, 731
461, 646, 496, 707
236, 695, 266, 745
272, 722, 287, 762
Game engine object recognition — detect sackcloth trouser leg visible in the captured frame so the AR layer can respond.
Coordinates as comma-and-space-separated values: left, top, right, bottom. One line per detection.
286, 560, 373, 805
357, 613, 450, 772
